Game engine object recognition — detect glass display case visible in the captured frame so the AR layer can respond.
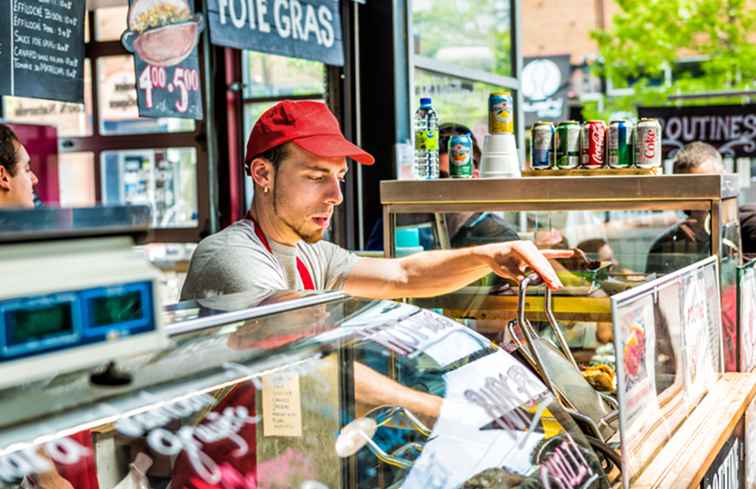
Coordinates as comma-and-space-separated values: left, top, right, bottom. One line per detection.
0, 288, 618, 489
380, 175, 743, 371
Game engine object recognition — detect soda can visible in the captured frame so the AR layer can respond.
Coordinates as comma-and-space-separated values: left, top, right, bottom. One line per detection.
531, 121, 554, 170
448, 134, 474, 178
580, 120, 607, 169
634, 118, 662, 168
555, 121, 581, 169
608, 120, 633, 168
489, 92, 514, 134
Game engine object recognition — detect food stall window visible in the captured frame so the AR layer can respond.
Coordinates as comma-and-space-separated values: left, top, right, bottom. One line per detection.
242, 51, 325, 99
412, 0, 512, 76
241, 52, 327, 207
100, 147, 199, 228
96, 55, 196, 135
1, 60, 94, 138
94, 6, 129, 42
59, 152, 96, 207
413, 68, 500, 145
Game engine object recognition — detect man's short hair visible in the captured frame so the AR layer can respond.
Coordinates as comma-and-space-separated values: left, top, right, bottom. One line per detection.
673, 142, 724, 174
245, 143, 289, 176
0, 124, 19, 177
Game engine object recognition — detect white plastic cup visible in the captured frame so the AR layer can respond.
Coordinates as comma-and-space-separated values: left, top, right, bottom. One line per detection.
483, 133, 517, 153
480, 133, 521, 178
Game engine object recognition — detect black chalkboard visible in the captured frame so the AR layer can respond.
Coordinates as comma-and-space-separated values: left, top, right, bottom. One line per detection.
638, 104, 756, 159
700, 419, 745, 489
123, 0, 204, 120
0, 0, 85, 103
206, 0, 344, 66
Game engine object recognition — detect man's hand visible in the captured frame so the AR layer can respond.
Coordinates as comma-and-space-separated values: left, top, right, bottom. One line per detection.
346, 241, 573, 299
471, 241, 572, 290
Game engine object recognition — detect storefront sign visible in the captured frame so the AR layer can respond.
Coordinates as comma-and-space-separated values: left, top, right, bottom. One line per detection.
206, 0, 344, 66
0, 0, 85, 103
638, 104, 756, 158
122, 0, 204, 119
522, 55, 570, 127
700, 420, 744, 489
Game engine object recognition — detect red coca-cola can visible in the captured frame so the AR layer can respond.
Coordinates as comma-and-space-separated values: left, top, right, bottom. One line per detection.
634, 118, 662, 168
580, 120, 607, 169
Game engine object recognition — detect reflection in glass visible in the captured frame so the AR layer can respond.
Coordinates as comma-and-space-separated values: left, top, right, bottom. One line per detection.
58, 152, 96, 207
414, 69, 501, 145
100, 147, 198, 228
97, 56, 195, 135
2, 61, 93, 137
412, 0, 512, 75
242, 51, 325, 99
94, 6, 129, 41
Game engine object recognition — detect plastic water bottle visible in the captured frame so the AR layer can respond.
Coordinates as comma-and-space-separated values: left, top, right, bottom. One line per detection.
414, 97, 439, 179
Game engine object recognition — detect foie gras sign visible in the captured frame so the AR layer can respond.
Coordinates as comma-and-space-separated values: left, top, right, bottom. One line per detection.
206, 0, 344, 66
122, 0, 204, 119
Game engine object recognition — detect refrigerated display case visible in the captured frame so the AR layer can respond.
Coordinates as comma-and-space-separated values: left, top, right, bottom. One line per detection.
0, 288, 617, 489
380, 175, 743, 371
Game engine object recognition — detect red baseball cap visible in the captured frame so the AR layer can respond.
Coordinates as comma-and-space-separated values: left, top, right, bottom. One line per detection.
245, 100, 375, 165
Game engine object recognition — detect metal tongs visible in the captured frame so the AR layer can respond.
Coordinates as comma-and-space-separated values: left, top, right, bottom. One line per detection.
507, 273, 619, 442
335, 405, 431, 469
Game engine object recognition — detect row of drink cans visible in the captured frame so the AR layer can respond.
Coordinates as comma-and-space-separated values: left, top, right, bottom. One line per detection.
531, 119, 662, 170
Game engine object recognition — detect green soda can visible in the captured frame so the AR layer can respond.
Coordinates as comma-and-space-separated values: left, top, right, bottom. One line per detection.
608, 120, 633, 168
555, 121, 581, 169
448, 134, 474, 178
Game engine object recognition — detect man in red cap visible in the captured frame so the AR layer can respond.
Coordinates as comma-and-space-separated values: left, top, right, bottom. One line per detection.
181, 100, 566, 301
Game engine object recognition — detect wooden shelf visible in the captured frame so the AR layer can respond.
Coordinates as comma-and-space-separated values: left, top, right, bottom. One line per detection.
412, 289, 612, 328
522, 167, 662, 177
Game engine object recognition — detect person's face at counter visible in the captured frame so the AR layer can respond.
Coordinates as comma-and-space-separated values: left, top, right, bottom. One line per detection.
254, 142, 347, 244
0, 141, 37, 208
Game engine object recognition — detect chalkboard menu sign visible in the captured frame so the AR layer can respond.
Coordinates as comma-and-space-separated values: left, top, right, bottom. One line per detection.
206, 0, 344, 66
700, 419, 744, 489
0, 0, 86, 103
122, 0, 204, 120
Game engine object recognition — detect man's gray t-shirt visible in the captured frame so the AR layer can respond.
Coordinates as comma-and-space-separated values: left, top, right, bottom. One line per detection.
180, 219, 360, 300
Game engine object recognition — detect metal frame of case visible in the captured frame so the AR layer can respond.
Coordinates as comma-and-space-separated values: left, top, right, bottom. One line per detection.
380, 175, 740, 260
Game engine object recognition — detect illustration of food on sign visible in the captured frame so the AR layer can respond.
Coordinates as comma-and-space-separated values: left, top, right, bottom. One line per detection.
623, 323, 646, 379
121, 0, 204, 66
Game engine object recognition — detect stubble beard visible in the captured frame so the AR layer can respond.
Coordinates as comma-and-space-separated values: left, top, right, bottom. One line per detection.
273, 183, 325, 244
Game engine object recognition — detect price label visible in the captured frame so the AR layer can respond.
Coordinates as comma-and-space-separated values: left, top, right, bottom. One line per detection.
123, 0, 204, 120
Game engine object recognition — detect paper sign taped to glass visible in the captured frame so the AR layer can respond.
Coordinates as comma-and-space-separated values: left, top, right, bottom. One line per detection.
402, 350, 607, 489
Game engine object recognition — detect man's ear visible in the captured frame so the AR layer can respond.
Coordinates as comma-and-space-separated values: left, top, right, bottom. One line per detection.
250, 157, 274, 190
0, 165, 11, 192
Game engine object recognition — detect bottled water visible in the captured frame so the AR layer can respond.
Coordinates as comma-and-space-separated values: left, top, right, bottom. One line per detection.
414, 97, 439, 179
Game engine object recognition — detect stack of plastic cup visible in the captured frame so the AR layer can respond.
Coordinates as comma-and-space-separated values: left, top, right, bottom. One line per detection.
480, 133, 521, 178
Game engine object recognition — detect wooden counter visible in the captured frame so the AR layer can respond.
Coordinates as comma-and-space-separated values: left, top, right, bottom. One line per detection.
631, 373, 756, 489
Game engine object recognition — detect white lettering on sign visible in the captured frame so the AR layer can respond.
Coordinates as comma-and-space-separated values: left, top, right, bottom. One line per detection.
703, 438, 741, 489
0, 438, 90, 483
464, 364, 549, 440
539, 434, 598, 489
218, 0, 334, 47
145, 406, 261, 484
658, 113, 756, 157
115, 393, 216, 438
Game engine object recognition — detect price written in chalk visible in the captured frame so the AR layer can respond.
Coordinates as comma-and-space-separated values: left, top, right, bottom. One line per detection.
138, 65, 200, 113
